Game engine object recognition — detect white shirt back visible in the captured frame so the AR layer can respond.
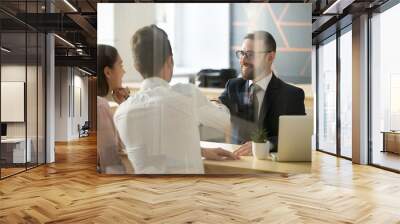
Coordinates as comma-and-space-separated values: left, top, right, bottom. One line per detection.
114, 77, 230, 174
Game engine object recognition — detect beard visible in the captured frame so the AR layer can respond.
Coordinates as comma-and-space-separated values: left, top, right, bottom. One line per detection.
241, 63, 254, 80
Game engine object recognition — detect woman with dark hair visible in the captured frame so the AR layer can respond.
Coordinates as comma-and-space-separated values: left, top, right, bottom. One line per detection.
97, 44, 133, 174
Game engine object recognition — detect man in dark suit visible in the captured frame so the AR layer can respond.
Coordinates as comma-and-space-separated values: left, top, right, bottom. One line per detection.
219, 31, 305, 155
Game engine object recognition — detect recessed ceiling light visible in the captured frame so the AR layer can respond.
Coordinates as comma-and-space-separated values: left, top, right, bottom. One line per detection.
1, 47, 11, 53
63, 0, 78, 12
54, 34, 75, 48
78, 67, 92, 76
323, 0, 349, 15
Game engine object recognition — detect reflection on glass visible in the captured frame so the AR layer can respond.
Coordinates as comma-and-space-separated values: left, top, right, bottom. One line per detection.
27, 32, 38, 169
38, 33, 46, 165
340, 30, 352, 158
371, 3, 400, 171
1, 32, 27, 177
0, 1, 47, 179
318, 37, 337, 154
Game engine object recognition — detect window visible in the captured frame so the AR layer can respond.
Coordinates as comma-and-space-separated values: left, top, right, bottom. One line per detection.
0, 1, 47, 179
339, 28, 352, 158
371, 3, 400, 171
317, 36, 337, 154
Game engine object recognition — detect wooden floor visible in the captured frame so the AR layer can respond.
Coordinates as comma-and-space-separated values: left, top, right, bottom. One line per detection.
372, 151, 400, 171
1, 135, 400, 223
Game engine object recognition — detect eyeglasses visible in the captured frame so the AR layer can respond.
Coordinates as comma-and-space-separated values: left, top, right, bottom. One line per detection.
235, 50, 272, 59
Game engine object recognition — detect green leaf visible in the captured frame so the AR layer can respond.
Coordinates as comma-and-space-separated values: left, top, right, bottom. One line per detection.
250, 128, 267, 143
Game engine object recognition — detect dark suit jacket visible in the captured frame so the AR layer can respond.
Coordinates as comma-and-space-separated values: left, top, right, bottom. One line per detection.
219, 74, 306, 151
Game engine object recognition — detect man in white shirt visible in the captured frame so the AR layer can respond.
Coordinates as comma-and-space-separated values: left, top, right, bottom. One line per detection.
114, 25, 238, 174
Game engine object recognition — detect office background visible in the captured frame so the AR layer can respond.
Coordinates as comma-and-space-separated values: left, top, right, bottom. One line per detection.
98, 3, 312, 85
0, 3, 46, 178
314, 1, 400, 171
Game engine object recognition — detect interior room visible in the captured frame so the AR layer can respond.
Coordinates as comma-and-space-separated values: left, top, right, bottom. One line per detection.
97, 3, 314, 174
0, 0, 400, 223
0, 7, 46, 178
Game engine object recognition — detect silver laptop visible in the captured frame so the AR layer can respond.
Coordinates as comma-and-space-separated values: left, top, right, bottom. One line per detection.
272, 115, 313, 162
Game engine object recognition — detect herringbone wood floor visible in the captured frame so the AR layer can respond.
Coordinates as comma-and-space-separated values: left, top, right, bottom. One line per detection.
1, 135, 400, 224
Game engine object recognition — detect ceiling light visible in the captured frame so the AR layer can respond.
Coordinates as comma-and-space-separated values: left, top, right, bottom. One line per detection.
1, 47, 11, 53
63, 0, 78, 12
78, 67, 93, 76
323, 0, 348, 15
54, 34, 75, 48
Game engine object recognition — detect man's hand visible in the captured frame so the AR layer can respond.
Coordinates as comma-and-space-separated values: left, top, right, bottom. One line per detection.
233, 141, 252, 156
112, 87, 130, 104
202, 148, 240, 161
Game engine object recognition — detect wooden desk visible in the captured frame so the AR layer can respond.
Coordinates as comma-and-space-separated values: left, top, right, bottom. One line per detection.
124, 82, 314, 110
1, 138, 32, 164
382, 131, 400, 154
201, 141, 311, 174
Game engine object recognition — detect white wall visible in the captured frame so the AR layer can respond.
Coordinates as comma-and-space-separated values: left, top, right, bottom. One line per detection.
1, 65, 32, 138
97, 3, 230, 82
1, 64, 46, 163
54, 67, 89, 141
97, 3, 156, 82
97, 4, 114, 46
178, 4, 230, 70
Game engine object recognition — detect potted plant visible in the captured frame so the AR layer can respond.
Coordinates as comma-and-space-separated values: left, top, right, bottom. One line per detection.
250, 129, 270, 160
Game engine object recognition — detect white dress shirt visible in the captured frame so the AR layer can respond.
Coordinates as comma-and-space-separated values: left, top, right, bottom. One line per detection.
114, 77, 230, 174
248, 72, 272, 119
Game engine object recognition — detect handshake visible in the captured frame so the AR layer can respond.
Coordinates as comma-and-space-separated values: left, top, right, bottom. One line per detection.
111, 87, 130, 104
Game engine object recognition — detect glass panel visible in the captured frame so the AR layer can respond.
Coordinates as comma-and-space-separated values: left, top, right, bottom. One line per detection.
371, 4, 400, 171
339, 29, 352, 158
38, 32, 45, 165
1, 31, 28, 177
317, 36, 337, 154
27, 31, 38, 169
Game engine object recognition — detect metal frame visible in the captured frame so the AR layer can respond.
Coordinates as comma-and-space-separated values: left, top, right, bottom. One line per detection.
367, 0, 400, 172
316, 0, 400, 172
315, 20, 353, 162
0, 0, 47, 180
336, 22, 341, 157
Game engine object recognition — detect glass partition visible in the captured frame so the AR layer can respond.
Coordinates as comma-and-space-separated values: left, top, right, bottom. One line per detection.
1, 31, 28, 177
371, 3, 400, 171
317, 35, 337, 155
339, 28, 352, 158
0, 1, 46, 179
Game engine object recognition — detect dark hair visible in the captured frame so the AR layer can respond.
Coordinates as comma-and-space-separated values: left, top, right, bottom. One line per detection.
131, 24, 172, 78
244, 31, 277, 52
97, 44, 119, 97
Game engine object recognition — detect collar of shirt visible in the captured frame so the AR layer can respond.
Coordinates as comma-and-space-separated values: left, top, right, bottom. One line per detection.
248, 72, 273, 91
140, 77, 170, 91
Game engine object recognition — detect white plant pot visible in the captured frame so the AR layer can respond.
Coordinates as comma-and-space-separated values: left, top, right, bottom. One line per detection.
252, 141, 270, 160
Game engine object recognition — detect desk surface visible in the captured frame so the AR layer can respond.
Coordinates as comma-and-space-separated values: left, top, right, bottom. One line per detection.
1, 138, 27, 143
201, 141, 311, 174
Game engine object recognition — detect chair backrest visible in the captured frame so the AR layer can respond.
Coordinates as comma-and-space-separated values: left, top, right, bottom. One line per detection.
82, 121, 90, 128
197, 69, 237, 88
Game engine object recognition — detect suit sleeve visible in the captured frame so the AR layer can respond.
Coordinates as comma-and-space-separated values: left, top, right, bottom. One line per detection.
218, 79, 231, 110
289, 88, 306, 115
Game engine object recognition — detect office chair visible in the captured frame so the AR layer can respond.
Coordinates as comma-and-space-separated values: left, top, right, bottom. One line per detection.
79, 121, 90, 138
197, 68, 237, 88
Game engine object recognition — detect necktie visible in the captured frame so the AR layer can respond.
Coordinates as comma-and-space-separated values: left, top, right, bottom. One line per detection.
249, 83, 260, 122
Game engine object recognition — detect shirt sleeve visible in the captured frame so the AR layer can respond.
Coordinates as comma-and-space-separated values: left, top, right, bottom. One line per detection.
171, 83, 230, 131
97, 98, 132, 173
